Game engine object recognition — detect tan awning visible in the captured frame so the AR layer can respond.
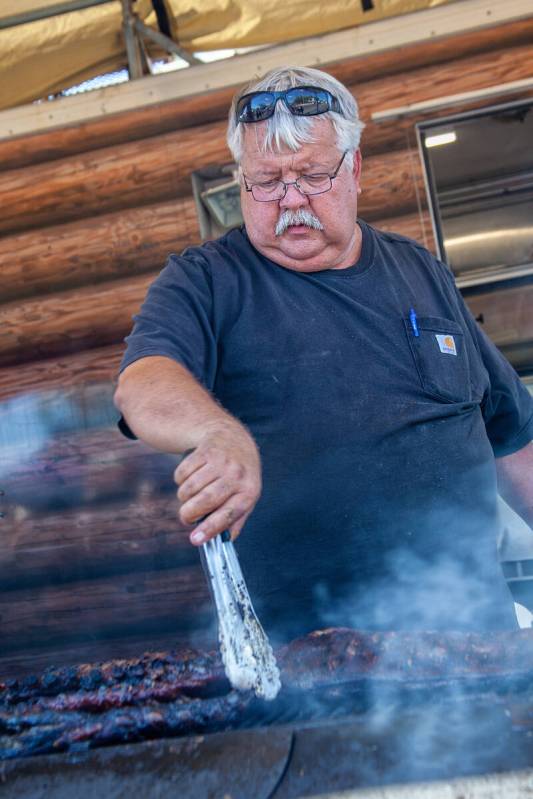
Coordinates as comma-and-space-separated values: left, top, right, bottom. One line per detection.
0, 1, 154, 111
0, 0, 456, 112
163, 0, 455, 51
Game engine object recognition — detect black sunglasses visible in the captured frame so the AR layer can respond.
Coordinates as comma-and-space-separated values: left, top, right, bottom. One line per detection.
236, 85, 342, 124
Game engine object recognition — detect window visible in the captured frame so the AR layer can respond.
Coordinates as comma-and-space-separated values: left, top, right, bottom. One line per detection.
418, 100, 533, 375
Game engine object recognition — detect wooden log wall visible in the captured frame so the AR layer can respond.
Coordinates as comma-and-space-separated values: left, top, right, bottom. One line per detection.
1, 16, 532, 677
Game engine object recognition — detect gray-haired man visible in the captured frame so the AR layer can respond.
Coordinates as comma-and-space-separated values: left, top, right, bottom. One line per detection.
115, 67, 533, 639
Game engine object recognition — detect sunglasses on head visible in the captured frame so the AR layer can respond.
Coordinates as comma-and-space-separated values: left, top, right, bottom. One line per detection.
236, 85, 342, 124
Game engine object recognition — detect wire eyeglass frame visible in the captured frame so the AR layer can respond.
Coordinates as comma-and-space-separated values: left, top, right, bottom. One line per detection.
242, 151, 348, 202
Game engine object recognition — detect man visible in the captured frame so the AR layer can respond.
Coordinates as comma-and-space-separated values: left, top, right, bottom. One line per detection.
115, 66, 533, 641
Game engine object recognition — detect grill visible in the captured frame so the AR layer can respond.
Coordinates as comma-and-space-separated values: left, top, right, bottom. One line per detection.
2, 386, 533, 797
2, 686, 533, 798
2, 631, 533, 798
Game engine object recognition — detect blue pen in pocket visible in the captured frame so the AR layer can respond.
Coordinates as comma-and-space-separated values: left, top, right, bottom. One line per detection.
409, 307, 420, 337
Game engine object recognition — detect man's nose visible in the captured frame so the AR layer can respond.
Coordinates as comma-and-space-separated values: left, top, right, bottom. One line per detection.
279, 181, 309, 210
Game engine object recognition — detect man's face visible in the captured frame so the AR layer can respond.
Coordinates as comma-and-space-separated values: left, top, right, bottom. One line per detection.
239, 119, 362, 272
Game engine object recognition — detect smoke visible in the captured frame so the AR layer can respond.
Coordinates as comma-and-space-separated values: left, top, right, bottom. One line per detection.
346, 687, 520, 788
311, 488, 518, 634
275, 208, 324, 236
299, 501, 529, 788
315, 549, 505, 633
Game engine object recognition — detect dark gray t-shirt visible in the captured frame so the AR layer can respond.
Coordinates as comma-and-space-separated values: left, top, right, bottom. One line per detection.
120, 221, 533, 640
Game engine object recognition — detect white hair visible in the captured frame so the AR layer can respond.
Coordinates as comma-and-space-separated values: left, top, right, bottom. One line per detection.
227, 66, 365, 167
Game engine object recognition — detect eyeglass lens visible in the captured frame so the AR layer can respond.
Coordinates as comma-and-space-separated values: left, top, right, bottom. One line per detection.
285, 88, 329, 116
241, 93, 275, 122
238, 88, 333, 122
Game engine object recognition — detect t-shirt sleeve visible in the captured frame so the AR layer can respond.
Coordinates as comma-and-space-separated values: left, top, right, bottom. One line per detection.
439, 262, 533, 457
119, 251, 218, 389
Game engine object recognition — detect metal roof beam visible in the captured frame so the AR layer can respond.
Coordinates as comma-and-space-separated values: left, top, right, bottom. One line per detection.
0, 0, 113, 30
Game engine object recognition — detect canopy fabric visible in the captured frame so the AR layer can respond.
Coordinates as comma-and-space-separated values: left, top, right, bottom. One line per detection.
163, 0, 454, 51
0, 0, 455, 112
0, 1, 154, 111
0, 0, 80, 21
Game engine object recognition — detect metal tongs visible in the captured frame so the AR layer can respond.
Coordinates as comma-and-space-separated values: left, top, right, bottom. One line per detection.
200, 532, 281, 700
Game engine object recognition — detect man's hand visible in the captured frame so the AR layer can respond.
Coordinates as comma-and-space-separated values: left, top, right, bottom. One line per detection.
175, 422, 262, 546
115, 357, 261, 543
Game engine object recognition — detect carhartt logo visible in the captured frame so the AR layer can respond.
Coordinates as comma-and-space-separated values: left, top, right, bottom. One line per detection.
435, 334, 457, 355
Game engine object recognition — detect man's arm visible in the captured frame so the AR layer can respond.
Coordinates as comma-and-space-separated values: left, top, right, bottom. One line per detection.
496, 440, 533, 530
114, 355, 261, 546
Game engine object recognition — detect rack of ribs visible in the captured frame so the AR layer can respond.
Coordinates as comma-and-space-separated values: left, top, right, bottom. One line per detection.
277, 628, 533, 688
2, 627, 533, 760
0, 649, 227, 707
0, 691, 251, 760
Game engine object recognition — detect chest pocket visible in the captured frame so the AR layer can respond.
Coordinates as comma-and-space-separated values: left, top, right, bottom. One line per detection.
403, 316, 472, 403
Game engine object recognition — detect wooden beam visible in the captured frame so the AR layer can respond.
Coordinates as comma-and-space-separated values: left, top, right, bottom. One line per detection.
134, 17, 201, 66
0, 207, 430, 396
2, 492, 188, 553
0, 153, 428, 364
0, 628, 216, 681
0, 496, 194, 590
3, 426, 180, 513
0, 252, 528, 405
360, 149, 426, 219
2, 16, 533, 171
0, 139, 425, 237
2, 251, 527, 382
0, 205, 434, 371
0, 0, 531, 143
1, 41, 532, 236
0, 202, 433, 309
0, 344, 123, 401
0, 210, 429, 396
0, 89, 234, 174
0, 566, 212, 654
0, 197, 200, 304
121, 0, 146, 80
0, 272, 154, 367
354, 42, 533, 154
372, 77, 533, 122
375, 209, 435, 252
0, 123, 227, 236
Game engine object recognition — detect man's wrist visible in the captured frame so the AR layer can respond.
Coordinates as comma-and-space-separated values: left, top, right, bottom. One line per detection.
181, 413, 243, 450
199, 416, 254, 445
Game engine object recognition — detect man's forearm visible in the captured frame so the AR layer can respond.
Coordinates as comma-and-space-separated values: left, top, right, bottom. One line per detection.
114, 356, 238, 454
114, 355, 261, 544
496, 441, 533, 531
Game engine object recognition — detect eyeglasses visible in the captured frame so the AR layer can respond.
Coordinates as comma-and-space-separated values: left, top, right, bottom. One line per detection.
236, 86, 342, 124
242, 151, 348, 202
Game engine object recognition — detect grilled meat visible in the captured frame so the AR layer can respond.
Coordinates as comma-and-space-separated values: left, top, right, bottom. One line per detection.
277, 628, 533, 688
3, 627, 533, 760
0, 649, 244, 759
0, 649, 226, 707
0, 691, 250, 759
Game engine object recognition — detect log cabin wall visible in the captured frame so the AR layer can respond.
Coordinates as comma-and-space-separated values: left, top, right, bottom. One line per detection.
0, 15, 532, 678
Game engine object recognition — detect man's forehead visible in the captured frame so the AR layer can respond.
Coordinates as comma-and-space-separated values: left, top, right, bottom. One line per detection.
240, 119, 338, 165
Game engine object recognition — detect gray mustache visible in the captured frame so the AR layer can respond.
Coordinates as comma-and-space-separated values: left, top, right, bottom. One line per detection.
275, 209, 324, 236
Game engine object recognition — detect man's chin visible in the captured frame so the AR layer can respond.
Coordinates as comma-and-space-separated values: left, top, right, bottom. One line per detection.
276, 235, 328, 264
250, 230, 327, 267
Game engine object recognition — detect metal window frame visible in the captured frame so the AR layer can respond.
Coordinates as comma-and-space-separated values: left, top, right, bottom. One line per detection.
416, 96, 533, 289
